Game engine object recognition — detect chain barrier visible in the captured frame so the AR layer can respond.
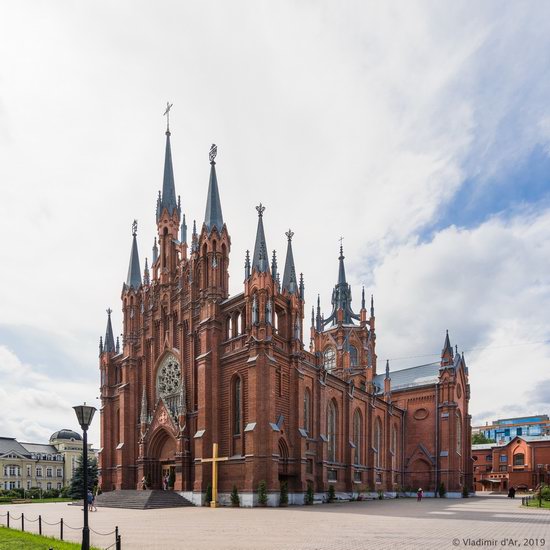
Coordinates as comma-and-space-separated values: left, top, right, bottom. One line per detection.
0, 509, 121, 548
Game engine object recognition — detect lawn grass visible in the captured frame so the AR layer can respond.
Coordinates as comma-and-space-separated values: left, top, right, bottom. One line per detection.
0, 499, 73, 505
0, 526, 101, 549
524, 498, 550, 509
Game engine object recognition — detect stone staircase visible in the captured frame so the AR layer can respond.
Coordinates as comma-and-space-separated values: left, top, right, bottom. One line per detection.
95, 490, 193, 510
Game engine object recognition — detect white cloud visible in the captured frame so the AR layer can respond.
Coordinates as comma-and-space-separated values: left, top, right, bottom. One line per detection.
0, 2, 549, 433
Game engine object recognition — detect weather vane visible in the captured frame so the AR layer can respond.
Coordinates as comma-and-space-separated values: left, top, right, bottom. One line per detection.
209, 144, 217, 164
285, 229, 294, 241
163, 102, 173, 132
132, 219, 138, 237
256, 203, 265, 217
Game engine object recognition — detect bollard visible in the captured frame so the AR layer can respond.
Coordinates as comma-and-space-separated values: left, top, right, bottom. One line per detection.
39, 515, 42, 535
115, 525, 119, 540
60, 517, 64, 540
6, 511, 9, 528
21, 513, 24, 532
116, 534, 121, 550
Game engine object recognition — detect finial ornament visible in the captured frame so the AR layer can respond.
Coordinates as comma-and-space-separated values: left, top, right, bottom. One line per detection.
338, 236, 344, 256
285, 229, 294, 241
163, 102, 173, 133
256, 203, 266, 217
106, 308, 112, 316
209, 144, 217, 164
132, 219, 138, 237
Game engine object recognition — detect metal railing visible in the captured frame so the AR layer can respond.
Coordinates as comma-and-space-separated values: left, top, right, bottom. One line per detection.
0, 510, 121, 549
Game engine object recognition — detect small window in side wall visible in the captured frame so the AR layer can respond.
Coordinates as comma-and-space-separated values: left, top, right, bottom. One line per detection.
303, 388, 311, 434
233, 377, 242, 436
349, 345, 358, 367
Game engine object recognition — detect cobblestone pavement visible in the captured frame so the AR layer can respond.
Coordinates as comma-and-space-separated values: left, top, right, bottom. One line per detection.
1, 495, 549, 550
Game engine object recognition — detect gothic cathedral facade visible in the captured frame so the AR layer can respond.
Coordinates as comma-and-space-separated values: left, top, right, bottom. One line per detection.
99, 126, 473, 505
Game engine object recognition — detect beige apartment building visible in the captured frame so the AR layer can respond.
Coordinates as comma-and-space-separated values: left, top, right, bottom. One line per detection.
0, 429, 94, 492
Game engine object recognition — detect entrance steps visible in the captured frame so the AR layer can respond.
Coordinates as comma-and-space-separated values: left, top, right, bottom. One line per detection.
95, 490, 193, 510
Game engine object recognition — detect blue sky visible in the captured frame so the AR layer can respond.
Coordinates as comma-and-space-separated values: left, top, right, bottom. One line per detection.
0, 1, 550, 445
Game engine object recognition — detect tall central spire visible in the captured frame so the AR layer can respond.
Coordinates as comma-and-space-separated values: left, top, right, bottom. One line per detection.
251, 203, 269, 273
104, 308, 116, 353
157, 103, 178, 222
203, 144, 224, 232
282, 229, 298, 294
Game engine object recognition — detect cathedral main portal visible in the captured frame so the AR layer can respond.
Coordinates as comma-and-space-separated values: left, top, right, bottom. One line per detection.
149, 429, 177, 490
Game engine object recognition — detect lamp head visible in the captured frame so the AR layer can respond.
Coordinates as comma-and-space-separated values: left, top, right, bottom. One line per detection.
73, 403, 97, 431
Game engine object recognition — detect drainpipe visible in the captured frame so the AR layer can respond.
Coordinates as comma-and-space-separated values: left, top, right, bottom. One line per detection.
435, 383, 439, 496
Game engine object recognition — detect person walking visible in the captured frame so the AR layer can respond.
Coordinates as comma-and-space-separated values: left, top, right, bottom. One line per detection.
87, 490, 94, 512
417, 488, 423, 502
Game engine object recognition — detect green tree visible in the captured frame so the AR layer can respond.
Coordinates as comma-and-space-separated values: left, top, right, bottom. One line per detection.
472, 433, 496, 445
204, 484, 212, 506
279, 480, 288, 507
304, 483, 314, 505
258, 480, 268, 507
327, 484, 336, 503
69, 453, 98, 499
230, 485, 240, 507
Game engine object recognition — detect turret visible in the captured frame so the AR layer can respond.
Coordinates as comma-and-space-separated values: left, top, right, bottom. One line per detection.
441, 330, 454, 366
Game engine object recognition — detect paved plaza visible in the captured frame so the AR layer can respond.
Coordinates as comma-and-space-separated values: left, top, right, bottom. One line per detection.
1, 495, 549, 550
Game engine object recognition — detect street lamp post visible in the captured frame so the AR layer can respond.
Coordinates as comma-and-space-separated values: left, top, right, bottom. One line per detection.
73, 403, 96, 550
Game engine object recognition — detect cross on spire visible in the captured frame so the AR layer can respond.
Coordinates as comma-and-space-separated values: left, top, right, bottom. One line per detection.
132, 219, 138, 237
163, 101, 173, 133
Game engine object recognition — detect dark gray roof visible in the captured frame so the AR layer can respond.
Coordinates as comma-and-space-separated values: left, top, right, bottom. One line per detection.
374, 361, 441, 393
21, 443, 58, 455
50, 429, 82, 442
126, 234, 142, 289
157, 131, 178, 221
282, 231, 297, 294
0, 437, 30, 457
251, 205, 269, 274
323, 245, 358, 326
103, 309, 116, 353
204, 161, 224, 233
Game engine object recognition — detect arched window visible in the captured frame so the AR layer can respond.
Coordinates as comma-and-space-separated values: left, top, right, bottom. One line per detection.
233, 377, 242, 436
303, 388, 311, 435
513, 453, 525, 466
391, 425, 398, 471
456, 414, 462, 455
324, 347, 336, 372
227, 316, 233, 339
349, 346, 358, 367
374, 417, 382, 468
327, 401, 337, 462
235, 312, 242, 335
353, 409, 362, 464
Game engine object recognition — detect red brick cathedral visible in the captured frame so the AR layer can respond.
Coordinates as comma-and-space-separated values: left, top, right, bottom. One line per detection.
99, 125, 473, 505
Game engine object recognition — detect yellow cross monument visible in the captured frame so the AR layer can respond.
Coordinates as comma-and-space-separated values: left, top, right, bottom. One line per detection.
201, 443, 228, 508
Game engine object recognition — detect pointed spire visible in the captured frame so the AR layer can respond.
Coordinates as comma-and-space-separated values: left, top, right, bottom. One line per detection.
99, 336, 103, 356
282, 229, 298, 294
338, 243, 347, 286
104, 308, 116, 353
140, 387, 148, 424
192, 220, 198, 252
115, 336, 120, 354
204, 144, 224, 233
311, 306, 315, 328
361, 287, 366, 309
316, 294, 322, 332
370, 294, 375, 318
442, 329, 453, 358
180, 214, 187, 243
299, 273, 304, 300
143, 258, 150, 286
152, 237, 158, 264
252, 204, 270, 273
385, 359, 390, 380
326, 242, 356, 325
244, 249, 251, 279
126, 220, 142, 289
271, 250, 278, 281
157, 116, 178, 222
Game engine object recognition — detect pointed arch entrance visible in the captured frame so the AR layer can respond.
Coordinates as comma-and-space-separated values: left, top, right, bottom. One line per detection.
148, 428, 177, 489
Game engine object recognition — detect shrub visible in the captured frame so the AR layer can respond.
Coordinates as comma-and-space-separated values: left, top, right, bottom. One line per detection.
304, 484, 314, 505
26, 488, 41, 499
462, 485, 469, 498
327, 484, 336, 503
230, 485, 240, 507
258, 480, 268, 507
279, 481, 288, 507
42, 489, 60, 499
540, 485, 550, 501
377, 490, 384, 500
438, 482, 447, 498
204, 484, 212, 506
168, 469, 175, 489
60, 486, 71, 498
